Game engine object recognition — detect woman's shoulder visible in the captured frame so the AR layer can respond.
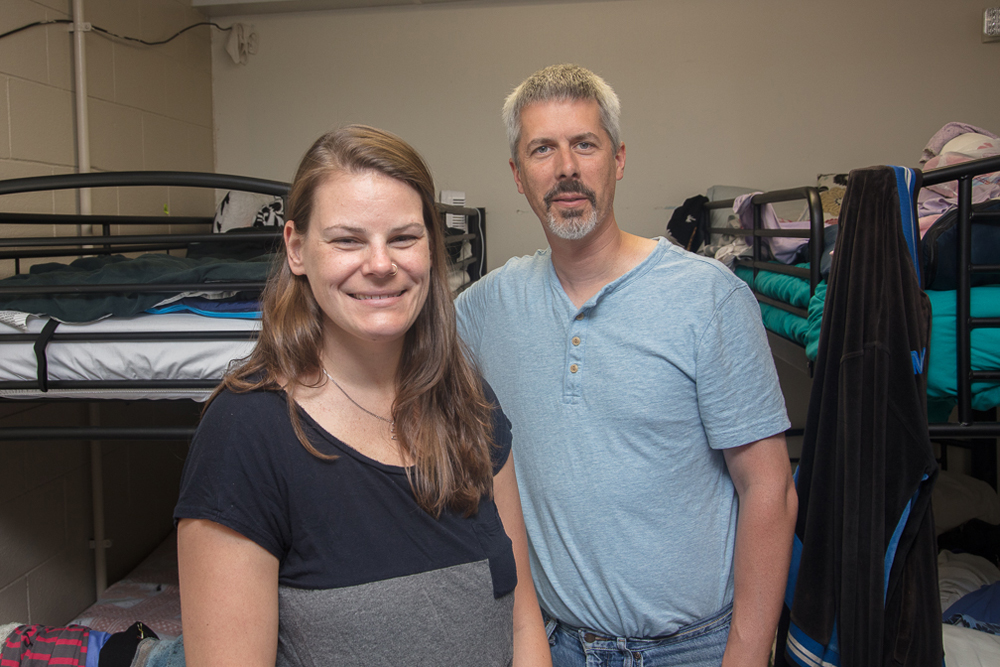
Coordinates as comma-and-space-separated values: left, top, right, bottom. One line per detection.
195, 387, 291, 454
205, 384, 285, 418
480, 377, 499, 405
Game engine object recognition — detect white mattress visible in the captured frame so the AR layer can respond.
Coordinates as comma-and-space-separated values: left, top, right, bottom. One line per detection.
0, 313, 259, 401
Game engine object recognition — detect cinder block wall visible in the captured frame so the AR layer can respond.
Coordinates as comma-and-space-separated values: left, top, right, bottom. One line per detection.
0, 0, 214, 625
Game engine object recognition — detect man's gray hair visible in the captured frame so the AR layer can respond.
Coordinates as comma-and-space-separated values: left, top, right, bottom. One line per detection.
502, 64, 621, 166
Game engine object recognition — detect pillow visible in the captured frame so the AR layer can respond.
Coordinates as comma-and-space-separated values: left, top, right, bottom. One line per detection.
938, 550, 1000, 613
933, 469, 1000, 535
817, 173, 849, 219
941, 132, 998, 156
213, 191, 284, 233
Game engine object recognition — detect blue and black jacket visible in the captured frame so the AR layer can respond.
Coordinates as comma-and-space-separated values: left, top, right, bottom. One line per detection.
776, 166, 942, 667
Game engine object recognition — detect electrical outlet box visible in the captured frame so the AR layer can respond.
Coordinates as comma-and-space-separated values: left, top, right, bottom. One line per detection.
985, 7, 1000, 42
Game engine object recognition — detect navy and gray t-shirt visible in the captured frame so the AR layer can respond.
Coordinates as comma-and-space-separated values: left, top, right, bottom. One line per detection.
174, 386, 516, 666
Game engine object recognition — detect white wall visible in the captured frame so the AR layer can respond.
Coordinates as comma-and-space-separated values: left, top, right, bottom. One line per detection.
211, 0, 1000, 270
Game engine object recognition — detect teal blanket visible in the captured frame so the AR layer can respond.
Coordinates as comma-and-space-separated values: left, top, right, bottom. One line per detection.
735, 264, 1000, 416
734, 265, 816, 347
924, 286, 1000, 420
0, 253, 274, 323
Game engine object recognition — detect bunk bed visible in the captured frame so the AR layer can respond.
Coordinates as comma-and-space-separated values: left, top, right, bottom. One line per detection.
0, 170, 487, 434
700, 157, 1000, 666
706, 154, 1000, 488
0, 171, 488, 644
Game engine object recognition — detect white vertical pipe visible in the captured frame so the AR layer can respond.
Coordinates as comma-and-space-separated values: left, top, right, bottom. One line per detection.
72, 0, 92, 227
74, 0, 104, 597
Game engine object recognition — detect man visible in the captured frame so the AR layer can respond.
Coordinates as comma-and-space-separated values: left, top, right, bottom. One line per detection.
455, 64, 797, 667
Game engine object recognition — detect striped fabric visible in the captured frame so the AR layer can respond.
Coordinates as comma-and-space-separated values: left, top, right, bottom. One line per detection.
1, 625, 90, 667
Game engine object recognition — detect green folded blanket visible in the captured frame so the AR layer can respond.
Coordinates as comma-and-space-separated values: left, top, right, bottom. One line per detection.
735, 262, 1000, 419
0, 253, 275, 323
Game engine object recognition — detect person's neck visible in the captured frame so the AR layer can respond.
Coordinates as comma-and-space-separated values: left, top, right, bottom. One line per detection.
548, 215, 657, 308
320, 333, 402, 392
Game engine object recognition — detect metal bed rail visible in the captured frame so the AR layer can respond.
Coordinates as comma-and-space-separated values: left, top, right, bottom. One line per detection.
705, 186, 825, 319
0, 171, 290, 197
921, 155, 1000, 428
0, 171, 281, 405
922, 155, 1000, 488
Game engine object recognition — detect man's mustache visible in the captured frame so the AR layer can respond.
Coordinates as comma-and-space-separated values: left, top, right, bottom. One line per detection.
543, 180, 597, 209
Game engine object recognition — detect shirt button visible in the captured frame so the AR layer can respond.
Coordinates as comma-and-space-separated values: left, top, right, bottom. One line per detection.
572, 336, 581, 346
575, 313, 585, 320
570, 364, 579, 373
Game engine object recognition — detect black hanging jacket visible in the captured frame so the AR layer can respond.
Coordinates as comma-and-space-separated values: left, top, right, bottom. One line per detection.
777, 166, 942, 667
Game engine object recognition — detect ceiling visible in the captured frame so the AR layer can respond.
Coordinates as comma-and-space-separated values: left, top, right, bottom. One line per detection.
191, 0, 493, 17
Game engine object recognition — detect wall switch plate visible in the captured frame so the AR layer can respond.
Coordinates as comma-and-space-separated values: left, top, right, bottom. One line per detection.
985, 7, 1000, 42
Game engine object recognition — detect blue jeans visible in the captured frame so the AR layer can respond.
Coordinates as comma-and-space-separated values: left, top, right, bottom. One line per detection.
544, 604, 731, 667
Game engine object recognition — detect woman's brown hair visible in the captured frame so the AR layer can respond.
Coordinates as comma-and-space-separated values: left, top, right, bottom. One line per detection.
214, 125, 495, 517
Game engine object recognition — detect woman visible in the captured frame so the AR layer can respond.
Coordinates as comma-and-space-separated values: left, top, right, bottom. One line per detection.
174, 126, 551, 667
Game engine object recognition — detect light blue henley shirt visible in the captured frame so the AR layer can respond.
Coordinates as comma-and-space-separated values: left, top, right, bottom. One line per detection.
456, 238, 790, 638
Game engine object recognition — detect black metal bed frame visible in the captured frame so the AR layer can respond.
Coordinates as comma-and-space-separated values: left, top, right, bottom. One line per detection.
707, 186, 827, 312
921, 156, 1000, 488
704, 155, 1000, 487
0, 171, 487, 441
705, 187, 825, 376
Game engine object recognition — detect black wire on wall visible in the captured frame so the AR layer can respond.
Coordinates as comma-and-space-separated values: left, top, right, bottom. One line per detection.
0, 19, 232, 45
